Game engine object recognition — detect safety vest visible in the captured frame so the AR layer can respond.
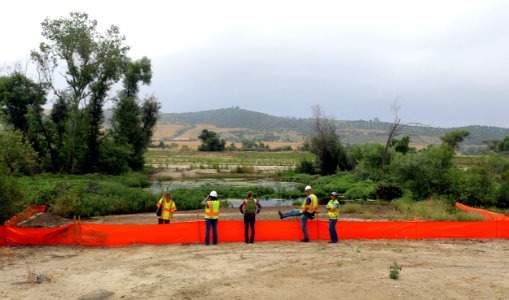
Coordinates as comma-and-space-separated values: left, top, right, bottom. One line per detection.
300, 194, 318, 214
327, 199, 340, 219
244, 198, 257, 214
157, 198, 177, 220
205, 200, 220, 219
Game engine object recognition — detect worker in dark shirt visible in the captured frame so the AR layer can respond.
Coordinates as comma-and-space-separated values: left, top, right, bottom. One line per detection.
239, 191, 262, 244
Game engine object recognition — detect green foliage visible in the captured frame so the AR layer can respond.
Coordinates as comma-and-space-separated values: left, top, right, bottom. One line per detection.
389, 198, 484, 221
447, 167, 496, 207
0, 170, 24, 224
351, 143, 386, 180
389, 262, 401, 280
198, 129, 226, 151
295, 159, 317, 175
0, 130, 39, 175
441, 130, 470, 149
389, 146, 454, 199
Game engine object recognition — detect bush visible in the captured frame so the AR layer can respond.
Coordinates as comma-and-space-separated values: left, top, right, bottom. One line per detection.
376, 183, 403, 201
0, 172, 24, 223
296, 159, 317, 175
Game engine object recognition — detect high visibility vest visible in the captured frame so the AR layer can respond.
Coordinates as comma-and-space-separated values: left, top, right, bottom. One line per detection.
300, 194, 318, 214
205, 200, 220, 219
327, 199, 340, 219
157, 198, 177, 220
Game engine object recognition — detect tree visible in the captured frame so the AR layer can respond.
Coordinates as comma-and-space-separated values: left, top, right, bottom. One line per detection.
31, 12, 128, 173
0, 130, 38, 175
0, 170, 24, 224
440, 130, 470, 150
381, 101, 403, 171
111, 57, 159, 171
309, 105, 351, 175
198, 129, 225, 151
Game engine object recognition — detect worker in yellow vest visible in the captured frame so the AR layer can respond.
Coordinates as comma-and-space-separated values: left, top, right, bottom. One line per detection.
204, 190, 220, 245
156, 192, 177, 224
278, 185, 318, 242
326, 192, 340, 243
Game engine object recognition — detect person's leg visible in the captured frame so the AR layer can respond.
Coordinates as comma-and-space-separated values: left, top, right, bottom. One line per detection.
205, 219, 211, 245
158, 218, 164, 224
300, 214, 309, 241
332, 220, 338, 243
281, 209, 301, 219
329, 219, 338, 242
249, 215, 255, 243
164, 219, 170, 224
212, 219, 218, 245
243, 214, 249, 243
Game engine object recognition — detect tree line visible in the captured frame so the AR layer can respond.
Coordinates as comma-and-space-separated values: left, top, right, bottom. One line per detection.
0, 12, 159, 176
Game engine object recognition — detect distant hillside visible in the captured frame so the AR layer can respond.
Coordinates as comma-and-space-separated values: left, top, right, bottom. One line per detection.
157, 107, 509, 147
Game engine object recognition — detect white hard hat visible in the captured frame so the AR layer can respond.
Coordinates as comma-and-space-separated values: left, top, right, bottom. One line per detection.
305, 185, 312, 191
209, 191, 218, 197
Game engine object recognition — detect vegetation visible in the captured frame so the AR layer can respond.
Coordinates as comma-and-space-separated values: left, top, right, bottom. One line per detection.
198, 129, 226, 151
0, 12, 159, 175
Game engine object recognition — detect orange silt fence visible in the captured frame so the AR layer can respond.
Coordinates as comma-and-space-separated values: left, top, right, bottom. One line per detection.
2, 219, 509, 247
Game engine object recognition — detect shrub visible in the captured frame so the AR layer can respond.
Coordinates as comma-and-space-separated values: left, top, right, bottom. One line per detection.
376, 183, 403, 201
0, 171, 24, 223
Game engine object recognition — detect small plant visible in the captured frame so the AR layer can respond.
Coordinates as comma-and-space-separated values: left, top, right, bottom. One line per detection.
336, 261, 343, 267
389, 261, 401, 280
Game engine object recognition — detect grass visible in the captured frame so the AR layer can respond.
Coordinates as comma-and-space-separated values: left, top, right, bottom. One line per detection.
389, 198, 485, 221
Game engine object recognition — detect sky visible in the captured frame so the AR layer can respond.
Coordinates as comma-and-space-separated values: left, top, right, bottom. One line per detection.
1, 0, 509, 128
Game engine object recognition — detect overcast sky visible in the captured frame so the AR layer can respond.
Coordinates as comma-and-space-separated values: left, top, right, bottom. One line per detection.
1, 0, 509, 128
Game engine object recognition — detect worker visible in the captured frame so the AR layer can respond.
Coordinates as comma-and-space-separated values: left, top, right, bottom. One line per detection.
156, 192, 177, 224
204, 190, 220, 245
326, 192, 340, 243
239, 191, 262, 244
278, 185, 318, 242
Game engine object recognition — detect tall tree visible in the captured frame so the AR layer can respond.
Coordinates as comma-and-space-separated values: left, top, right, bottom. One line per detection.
198, 129, 226, 151
111, 57, 159, 170
309, 105, 351, 175
31, 12, 128, 173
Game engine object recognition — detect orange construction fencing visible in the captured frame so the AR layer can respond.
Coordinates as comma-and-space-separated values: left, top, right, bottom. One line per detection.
1, 203, 508, 247
2, 219, 509, 247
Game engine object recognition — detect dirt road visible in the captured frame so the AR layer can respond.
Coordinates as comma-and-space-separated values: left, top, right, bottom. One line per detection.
1, 239, 509, 299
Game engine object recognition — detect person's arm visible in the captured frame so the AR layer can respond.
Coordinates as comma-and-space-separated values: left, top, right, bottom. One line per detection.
255, 199, 262, 214
239, 200, 246, 214
156, 198, 162, 207
171, 200, 177, 213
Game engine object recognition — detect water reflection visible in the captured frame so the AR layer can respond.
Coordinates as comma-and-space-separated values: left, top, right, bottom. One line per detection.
151, 178, 298, 194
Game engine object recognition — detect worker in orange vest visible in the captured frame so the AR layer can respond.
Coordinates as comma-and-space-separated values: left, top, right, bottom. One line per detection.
156, 192, 177, 224
203, 191, 220, 245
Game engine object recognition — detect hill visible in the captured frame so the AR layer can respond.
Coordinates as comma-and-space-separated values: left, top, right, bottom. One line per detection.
156, 107, 509, 148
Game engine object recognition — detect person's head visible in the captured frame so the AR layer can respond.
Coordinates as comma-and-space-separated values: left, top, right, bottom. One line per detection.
330, 192, 338, 199
305, 185, 312, 196
209, 190, 218, 200
247, 191, 253, 199
164, 192, 172, 200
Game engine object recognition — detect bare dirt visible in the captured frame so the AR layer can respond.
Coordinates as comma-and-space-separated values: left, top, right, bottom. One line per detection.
1, 239, 509, 299
4, 206, 509, 299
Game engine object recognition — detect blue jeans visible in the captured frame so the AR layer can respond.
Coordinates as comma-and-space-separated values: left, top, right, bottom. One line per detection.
244, 214, 256, 243
281, 209, 301, 218
329, 219, 338, 242
300, 213, 310, 240
205, 218, 218, 245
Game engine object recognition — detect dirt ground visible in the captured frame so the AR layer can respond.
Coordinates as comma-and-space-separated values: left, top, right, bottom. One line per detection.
19, 205, 398, 227
4, 207, 509, 299
1, 239, 509, 300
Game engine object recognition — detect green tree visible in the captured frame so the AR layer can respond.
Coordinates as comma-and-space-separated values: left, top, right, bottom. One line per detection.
0, 130, 38, 175
389, 145, 454, 199
309, 106, 352, 175
440, 130, 470, 149
31, 12, 128, 173
198, 129, 225, 151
